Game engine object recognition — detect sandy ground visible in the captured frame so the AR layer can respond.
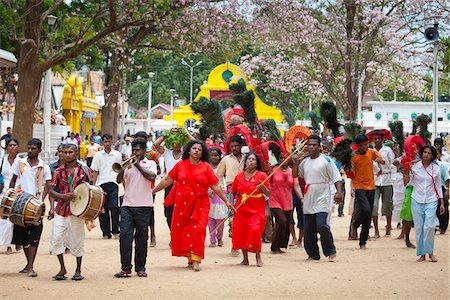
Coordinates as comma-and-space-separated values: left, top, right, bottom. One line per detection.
0, 188, 449, 300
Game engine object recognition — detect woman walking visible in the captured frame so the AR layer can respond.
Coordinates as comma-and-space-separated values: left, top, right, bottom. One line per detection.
402, 145, 445, 262
153, 140, 234, 271
207, 147, 228, 247
230, 153, 270, 267
0, 139, 21, 254
269, 152, 303, 253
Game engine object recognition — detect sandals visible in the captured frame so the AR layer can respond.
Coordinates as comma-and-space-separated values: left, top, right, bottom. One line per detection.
114, 270, 131, 278
18, 268, 28, 274
27, 270, 37, 277
53, 274, 67, 281
71, 274, 85, 281
137, 271, 147, 277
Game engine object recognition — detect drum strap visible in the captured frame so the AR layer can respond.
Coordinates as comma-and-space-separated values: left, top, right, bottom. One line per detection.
36, 166, 44, 200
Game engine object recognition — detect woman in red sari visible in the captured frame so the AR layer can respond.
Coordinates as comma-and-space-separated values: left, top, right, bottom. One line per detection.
153, 140, 234, 271
231, 153, 270, 267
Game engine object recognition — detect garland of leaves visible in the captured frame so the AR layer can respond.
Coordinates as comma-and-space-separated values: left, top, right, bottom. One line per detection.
162, 128, 189, 149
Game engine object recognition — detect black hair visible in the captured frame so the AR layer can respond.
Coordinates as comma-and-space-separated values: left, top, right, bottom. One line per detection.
420, 145, 437, 161
307, 134, 321, 143
6, 138, 18, 147
102, 133, 113, 141
27, 138, 42, 150
62, 143, 78, 152
434, 138, 443, 145
209, 147, 222, 157
244, 152, 263, 171
6, 127, 11, 130
181, 140, 210, 163
230, 135, 244, 145
131, 138, 147, 150
354, 134, 369, 144
372, 129, 385, 137
135, 131, 148, 140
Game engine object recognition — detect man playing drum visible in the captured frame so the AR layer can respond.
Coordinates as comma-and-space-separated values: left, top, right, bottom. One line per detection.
9, 138, 52, 277
49, 144, 92, 281
114, 138, 157, 278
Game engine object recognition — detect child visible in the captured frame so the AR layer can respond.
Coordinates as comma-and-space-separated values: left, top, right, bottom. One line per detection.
208, 148, 228, 247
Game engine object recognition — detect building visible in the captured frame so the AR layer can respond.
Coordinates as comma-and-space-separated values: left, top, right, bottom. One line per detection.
167, 63, 284, 128
362, 100, 450, 135
62, 70, 103, 138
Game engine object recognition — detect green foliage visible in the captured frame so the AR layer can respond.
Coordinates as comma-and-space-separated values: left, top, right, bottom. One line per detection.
162, 128, 189, 149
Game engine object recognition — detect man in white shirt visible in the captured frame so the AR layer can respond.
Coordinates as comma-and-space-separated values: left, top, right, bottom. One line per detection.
120, 136, 132, 157
372, 130, 395, 238
293, 135, 343, 261
64, 132, 79, 147
91, 133, 123, 239
434, 138, 450, 163
10, 138, 52, 277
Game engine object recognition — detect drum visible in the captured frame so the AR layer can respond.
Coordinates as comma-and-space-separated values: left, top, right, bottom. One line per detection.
0, 190, 15, 219
7, 190, 44, 227
71, 183, 105, 221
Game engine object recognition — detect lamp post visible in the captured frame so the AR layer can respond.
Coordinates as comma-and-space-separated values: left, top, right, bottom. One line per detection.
170, 89, 176, 126
181, 59, 202, 104
43, 14, 57, 162
147, 72, 155, 133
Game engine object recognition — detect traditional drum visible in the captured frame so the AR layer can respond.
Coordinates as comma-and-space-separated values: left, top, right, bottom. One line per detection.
70, 183, 105, 221
0, 190, 14, 219
0, 190, 44, 227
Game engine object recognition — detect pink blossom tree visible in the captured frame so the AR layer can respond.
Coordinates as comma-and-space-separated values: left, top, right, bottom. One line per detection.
240, 0, 450, 120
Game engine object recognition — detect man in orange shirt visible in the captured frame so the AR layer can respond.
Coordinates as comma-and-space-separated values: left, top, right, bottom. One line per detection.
351, 135, 384, 249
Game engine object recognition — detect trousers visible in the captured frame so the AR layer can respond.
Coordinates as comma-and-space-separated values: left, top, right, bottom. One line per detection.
303, 212, 336, 259
411, 199, 438, 256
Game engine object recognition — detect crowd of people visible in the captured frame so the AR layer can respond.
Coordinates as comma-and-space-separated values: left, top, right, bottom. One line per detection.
0, 125, 448, 280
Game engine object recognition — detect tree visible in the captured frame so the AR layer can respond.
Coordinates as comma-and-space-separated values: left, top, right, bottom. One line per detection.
4, 0, 249, 150
240, 0, 450, 120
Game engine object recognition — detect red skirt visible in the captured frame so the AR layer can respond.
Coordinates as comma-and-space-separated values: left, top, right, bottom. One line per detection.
171, 192, 210, 259
231, 197, 266, 253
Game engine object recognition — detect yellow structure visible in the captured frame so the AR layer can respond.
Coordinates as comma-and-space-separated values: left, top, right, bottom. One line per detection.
166, 63, 284, 127
62, 73, 101, 138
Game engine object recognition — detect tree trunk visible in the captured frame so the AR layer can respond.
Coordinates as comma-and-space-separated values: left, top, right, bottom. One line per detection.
102, 51, 121, 141
344, 92, 358, 121
13, 0, 43, 152
13, 68, 42, 152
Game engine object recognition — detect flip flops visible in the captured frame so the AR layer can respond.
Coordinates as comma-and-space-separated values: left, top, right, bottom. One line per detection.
53, 274, 67, 280
71, 274, 85, 281
137, 271, 147, 277
18, 268, 28, 274
114, 270, 131, 278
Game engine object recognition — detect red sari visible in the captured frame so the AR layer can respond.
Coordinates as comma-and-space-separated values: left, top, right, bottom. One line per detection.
168, 160, 219, 261
231, 171, 270, 253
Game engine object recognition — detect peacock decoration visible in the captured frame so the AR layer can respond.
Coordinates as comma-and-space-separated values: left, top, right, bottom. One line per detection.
344, 122, 366, 141
191, 97, 226, 140
308, 111, 321, 133
413, 114, 431, 144
330, 138, 354, 173
388, 120, 405, 152
229, 78, 260, 133
261, 119, 282, 141
320, 102, 341, 137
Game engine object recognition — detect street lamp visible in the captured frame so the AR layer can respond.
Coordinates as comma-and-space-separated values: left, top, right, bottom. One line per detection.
147, 72, 155, 133
181, 59, 202, 104
170, 89, 176, 126
425, 23, 440, 139
43, 14, 57, 162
